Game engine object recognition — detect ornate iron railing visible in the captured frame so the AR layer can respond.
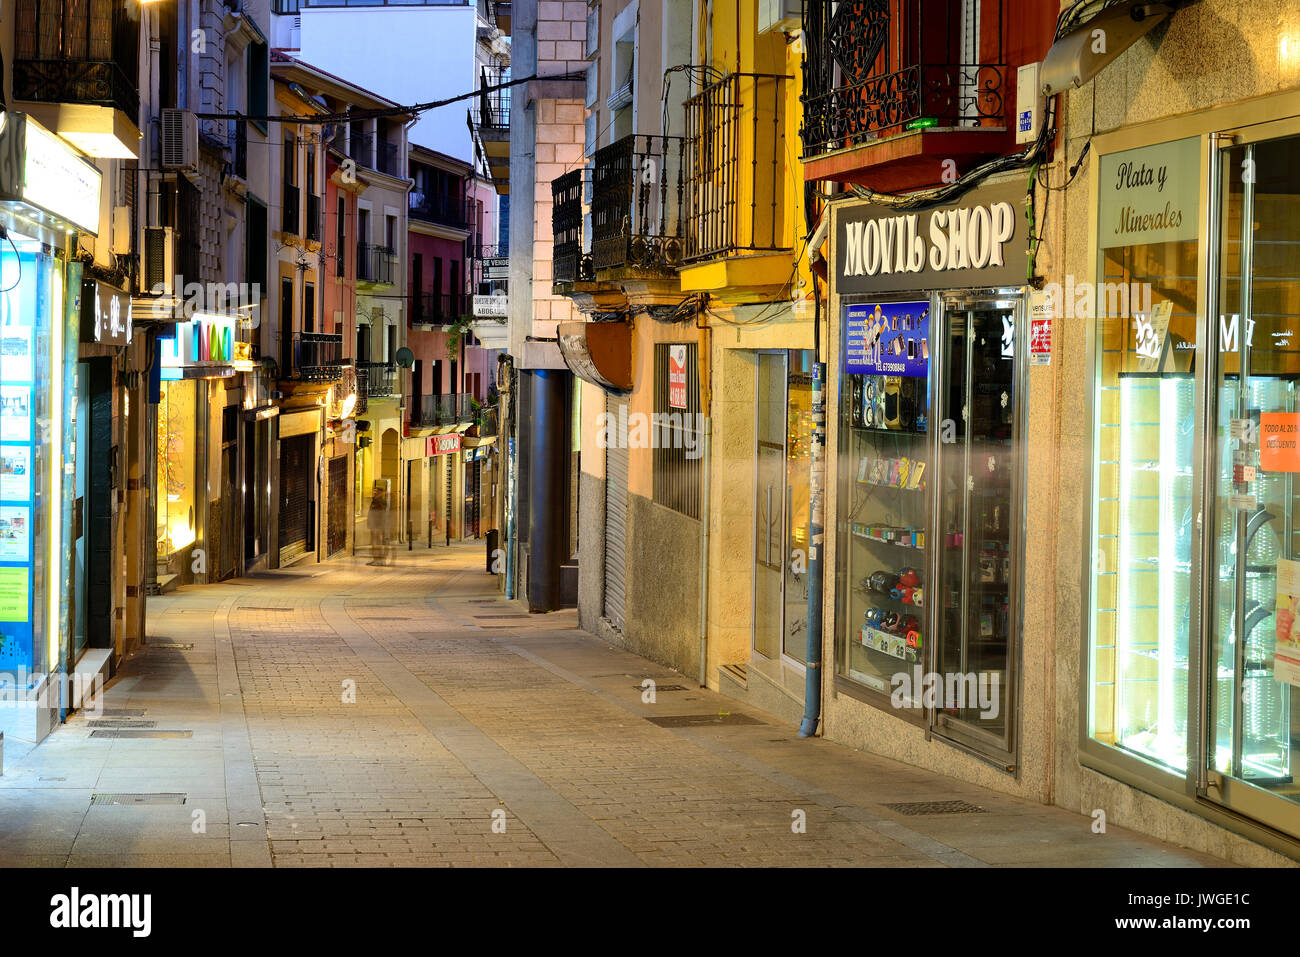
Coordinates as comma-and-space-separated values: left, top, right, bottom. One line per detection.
800, 0, 1005, 158
410, 292, 468, 325
410, 393, 474, 429
293, 332, 347, 381
684, 72, 791, 263
591, 134, 686, 274
551, 168, 588, 284
360, 360, 398, 397
357, 243, 395, 284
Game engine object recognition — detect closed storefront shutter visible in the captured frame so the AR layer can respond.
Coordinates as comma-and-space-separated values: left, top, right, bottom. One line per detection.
603, 393, 628, 632
279, 433, 313, 560
327, 455, 347, 556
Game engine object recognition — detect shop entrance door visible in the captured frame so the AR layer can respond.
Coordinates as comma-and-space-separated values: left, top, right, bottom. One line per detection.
1202, 123, 1300, 837
752, 351, 814, 667
930, 294, 1024, 762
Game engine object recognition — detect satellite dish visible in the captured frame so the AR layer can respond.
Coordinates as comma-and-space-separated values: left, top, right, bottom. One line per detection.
395, 347, 415, 368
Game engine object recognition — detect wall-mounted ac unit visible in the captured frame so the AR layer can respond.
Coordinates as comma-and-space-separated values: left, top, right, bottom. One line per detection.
161, 109, 199, 172
758, 0, 801, 34
143, 227, 175, 293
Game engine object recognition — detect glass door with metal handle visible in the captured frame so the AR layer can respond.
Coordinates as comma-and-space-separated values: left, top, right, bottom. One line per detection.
1203, 125, 1300, 835
753, 351, 788, 662
931, 293, 1024, 761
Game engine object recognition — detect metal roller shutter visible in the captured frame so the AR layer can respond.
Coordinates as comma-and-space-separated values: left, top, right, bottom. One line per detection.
603, 393, 628, 631
279, 433, 313, 558
327, 456, 348, 556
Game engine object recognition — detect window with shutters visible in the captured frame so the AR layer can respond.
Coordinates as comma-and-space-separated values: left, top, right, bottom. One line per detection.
652, 342, 702, 520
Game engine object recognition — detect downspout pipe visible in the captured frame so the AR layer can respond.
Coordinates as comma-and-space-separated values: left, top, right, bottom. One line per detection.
697, 417, 712, 686
799, 271, 825, 739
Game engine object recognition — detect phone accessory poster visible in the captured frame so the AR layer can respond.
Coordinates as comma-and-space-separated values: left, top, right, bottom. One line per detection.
1276, 558, 1300, 688
844, 301, 930, 377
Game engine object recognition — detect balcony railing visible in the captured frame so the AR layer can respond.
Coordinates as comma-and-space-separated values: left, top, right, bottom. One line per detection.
349, 130, 373, 168
283, 183, 300, 235
306, 193, 321, 242
684, 72, 791, 263
357, 243, 395, 284
293, 332, 347, 381
800, 0, 1006, 159
377, 140, 401, 177
410, 393, 474, 429
471, 83, 511, 130
409, 195, 469, 229
12, 58, 140, 122
410, 292, 468, 325
360, 360, 398, 398
591, 134, 686, 274
552, 168, 588, 283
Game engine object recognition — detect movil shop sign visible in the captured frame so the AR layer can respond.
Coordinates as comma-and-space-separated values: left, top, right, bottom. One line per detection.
836, 180, 1028, 294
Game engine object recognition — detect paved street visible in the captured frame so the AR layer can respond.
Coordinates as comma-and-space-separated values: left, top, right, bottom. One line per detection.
0, 544, 1226, 867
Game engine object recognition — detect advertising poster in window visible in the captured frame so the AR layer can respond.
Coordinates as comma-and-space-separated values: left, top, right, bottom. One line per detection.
668, 345, 687, 410
844, 301, 930, 377
1276, 558, 1300, 688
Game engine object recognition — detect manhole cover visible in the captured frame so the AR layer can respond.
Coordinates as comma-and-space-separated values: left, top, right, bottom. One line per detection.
88, 719, 157, 729
89, 730, 193, 739
92, 793, 187, 806
882, 800, 986, 816
646, 713, 763, 728
99, 709, 146, 717
633, 684, 689, 692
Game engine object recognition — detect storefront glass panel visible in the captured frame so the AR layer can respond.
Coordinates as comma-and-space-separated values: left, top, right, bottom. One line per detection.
157, 380, 198, 573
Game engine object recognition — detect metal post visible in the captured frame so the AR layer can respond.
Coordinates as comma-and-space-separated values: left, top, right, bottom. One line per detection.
527, 369, 567, 612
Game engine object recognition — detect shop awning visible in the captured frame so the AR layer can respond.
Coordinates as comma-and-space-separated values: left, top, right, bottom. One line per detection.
1041, 1, 1176, 97
556, 320, 632, 393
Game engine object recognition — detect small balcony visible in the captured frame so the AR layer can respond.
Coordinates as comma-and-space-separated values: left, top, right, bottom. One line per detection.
357, 243, 396, 285
551, 168, 589, 284
292, 332, 347, 382
409, 194, 469, 230
377, 140, 401, 177
12, 58, 140, 124
591, 134, 686, 276
684, 72, 792, 263
282, 183, 300, 236
410, 393, 474, 429
800, 0, 1007, 181
410, 292, 468, 325
360, 360, 398, 398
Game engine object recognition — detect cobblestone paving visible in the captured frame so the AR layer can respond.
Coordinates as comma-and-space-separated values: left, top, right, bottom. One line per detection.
0, 545, 1232, 867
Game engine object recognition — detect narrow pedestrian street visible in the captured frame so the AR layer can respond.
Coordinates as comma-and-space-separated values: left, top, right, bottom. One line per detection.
0, 545, 1221, 868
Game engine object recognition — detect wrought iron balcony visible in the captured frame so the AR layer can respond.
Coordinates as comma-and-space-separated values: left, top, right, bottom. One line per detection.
349, 130, 373, 168
471, 82, 511, 131
360, 360, 398, 398
800, 0, 1006, 159
292, 332, 347, 381
684, 72, 792, 263
592, 134, 686, 275
552, 168, 589, 284
357, 243, 396, 284
410, 292, 468, 325
377, 140, 401, 177
410, 393, 474, 429
409, 194, 469, 230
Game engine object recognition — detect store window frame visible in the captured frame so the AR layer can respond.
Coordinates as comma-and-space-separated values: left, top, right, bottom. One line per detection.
651, 341, 702, 520
831, 282, 1030, 771
1078, 88, 1300, 859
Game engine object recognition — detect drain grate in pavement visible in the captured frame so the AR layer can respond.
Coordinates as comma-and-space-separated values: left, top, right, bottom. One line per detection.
150, 642, 193, 651
882, 800, 986, 816
100, 709, 146, 717
88, 719, 157, 729
633, 684, 689, 692
646, 713, 764, 728
89, 730, 193, 739
91, 793, 187, 806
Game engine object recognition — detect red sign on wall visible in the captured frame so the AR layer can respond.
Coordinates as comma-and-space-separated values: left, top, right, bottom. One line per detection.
427, 433, 462, 457
668, 344, 688, 410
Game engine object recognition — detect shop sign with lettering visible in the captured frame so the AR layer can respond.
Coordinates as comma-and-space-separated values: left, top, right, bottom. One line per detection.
835, 180, 1028, 294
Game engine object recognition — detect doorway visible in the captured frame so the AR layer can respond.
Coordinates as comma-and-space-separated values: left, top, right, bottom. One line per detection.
752, 350, 814, 667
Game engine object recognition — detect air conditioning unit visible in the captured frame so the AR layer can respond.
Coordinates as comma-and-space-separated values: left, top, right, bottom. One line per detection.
161, 109, 199, 172
757, 0, 801, 34
143, 227, 175, 294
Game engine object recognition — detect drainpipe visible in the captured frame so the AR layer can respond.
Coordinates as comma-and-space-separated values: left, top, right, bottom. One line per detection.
799, 272, 825, 739
697, 417, 711, 687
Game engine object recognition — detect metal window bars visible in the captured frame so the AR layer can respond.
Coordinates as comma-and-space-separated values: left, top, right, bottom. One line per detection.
591, 134, 687, 274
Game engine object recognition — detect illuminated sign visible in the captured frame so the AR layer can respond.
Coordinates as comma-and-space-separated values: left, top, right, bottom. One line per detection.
426, 433, 461, 457
8, 118, 102, 236
159, 314, 238, 379
80, 279, 132, 345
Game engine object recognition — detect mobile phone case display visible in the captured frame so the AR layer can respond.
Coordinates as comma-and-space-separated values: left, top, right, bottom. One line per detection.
1210, 376, 1291, 785
840, 301, 931, 696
